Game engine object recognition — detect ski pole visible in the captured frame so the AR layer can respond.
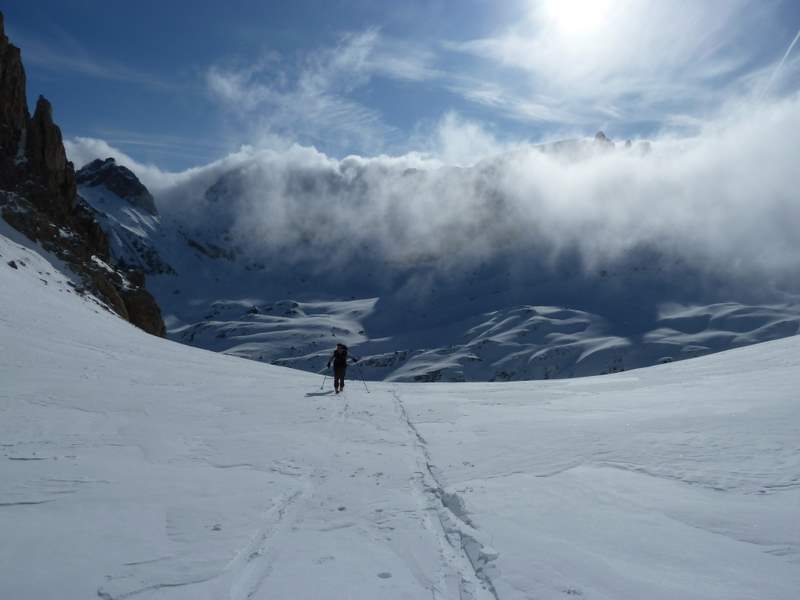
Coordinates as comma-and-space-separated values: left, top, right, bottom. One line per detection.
321, 372, 328, 391
355, 363, 370, 394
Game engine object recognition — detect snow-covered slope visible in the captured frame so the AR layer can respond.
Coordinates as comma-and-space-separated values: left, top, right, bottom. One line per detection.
76, 154, 800, 382
2, 229, 799, 599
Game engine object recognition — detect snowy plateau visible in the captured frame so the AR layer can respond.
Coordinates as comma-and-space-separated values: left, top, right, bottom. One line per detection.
2, 195, 800, 599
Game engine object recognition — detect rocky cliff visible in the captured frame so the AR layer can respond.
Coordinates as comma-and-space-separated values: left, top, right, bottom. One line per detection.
76, 158, 175, 276
0, 11, 165, 337
77, 157, 158, 215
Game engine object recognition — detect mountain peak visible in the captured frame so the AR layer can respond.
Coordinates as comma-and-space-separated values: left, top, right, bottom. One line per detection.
26, 93, 76, 208
77, 156, 158, 215
594, 130, 612, 143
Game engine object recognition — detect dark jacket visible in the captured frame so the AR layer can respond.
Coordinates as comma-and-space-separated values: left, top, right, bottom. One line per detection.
328, 346, 356, 369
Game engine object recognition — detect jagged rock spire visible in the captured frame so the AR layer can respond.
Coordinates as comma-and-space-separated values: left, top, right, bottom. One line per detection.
0, 10, 29, 173
0, 11, 166, 337
27, 94, 77, 209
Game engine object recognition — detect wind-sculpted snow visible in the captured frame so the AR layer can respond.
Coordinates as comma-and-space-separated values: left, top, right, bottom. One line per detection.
398, 345, 800, 598
2, 227, 800, 599
189, 299, 800, 382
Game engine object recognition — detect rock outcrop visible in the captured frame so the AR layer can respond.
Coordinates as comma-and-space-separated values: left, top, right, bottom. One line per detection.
26, 95, 78, 209
594, 131, 614, 148
77, 157, 158, 215
0, 11, 165, 337
0, 12, 28, 182
75, 158, 175, 276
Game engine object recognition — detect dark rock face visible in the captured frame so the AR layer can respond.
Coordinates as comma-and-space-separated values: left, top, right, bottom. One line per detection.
0, 12, 166, 337
76, 158, 175, 275
594, 131, 614, 147
0, 12, 28, 182
77, 157, 158, 215
121, 288, 167, 337
26, 96, 77, 210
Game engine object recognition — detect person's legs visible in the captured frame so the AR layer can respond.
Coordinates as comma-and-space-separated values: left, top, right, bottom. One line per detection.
334, 367, 345, 392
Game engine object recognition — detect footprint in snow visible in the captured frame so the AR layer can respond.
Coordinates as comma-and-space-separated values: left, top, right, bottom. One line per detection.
377, 572, 392, 579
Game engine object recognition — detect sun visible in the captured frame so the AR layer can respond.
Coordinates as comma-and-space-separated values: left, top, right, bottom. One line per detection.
541, 0, 613, 36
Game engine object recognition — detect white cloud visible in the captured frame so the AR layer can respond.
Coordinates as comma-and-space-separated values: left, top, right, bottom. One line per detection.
446, 0, 785, 127
65, 136, 258, 196
65, 137, 171, 187
70, 93, 799, 291
421, 112, 513, 166
760, 28, 800, 97
205, 29, 440, 155
199, 5, 799, 155
444, 78, 578, 124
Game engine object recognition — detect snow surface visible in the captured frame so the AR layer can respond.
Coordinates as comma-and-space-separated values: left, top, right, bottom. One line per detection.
2, 230, 799, 599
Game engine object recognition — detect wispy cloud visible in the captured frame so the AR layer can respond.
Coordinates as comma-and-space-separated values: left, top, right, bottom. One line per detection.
55, 2, 800, 169
205, 1, 797, 155
444, 0, 789, 129
72, 128, 238, 165
205, 29, 439, 155
445, 78, 579, 124
760, 27, 800, 97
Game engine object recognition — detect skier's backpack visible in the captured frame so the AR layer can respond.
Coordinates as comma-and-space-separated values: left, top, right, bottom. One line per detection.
334, 344, 348, 366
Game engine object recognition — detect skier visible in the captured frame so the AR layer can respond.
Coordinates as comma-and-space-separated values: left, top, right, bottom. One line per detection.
327, 343, 358, 393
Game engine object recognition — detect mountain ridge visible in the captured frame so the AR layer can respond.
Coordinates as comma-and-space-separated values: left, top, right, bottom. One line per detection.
0, 12, 165, 337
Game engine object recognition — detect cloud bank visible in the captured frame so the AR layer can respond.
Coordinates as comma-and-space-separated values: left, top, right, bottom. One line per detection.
67, 93, 800, 294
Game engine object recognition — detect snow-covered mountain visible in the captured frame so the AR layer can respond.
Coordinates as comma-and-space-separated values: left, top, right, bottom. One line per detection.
75, 151, 800, 382
76, 158, 175, 276
2, 211, 799, 600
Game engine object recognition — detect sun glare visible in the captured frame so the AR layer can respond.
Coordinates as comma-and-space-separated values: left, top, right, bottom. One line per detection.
541, 0, 613, 36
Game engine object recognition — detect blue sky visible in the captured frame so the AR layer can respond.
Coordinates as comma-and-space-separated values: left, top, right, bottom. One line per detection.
5, 1, 800, 170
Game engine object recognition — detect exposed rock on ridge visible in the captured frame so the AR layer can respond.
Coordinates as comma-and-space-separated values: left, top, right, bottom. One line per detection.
0, 12, 165, 336
77, 157, 158, 215
27, 95, 77, 208
76, 158, 175, 276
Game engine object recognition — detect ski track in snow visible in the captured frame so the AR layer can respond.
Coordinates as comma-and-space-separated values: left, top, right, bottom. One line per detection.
223, 393, 350, 600
225, 488, 307, 600
3, 229, 800, 599
391, 389, 499, 600
93, 381, 499, 600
